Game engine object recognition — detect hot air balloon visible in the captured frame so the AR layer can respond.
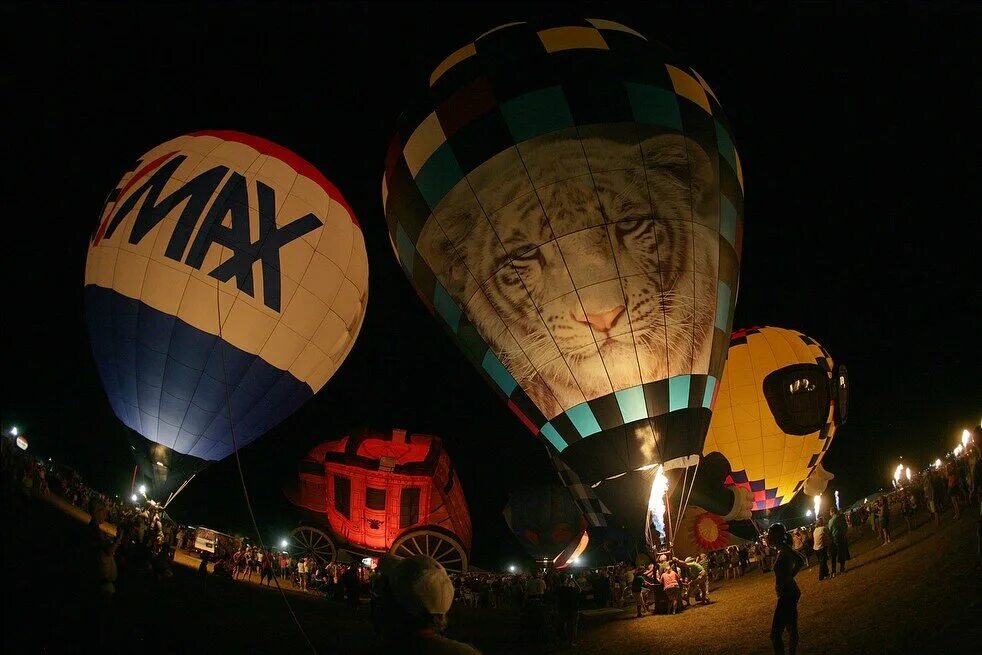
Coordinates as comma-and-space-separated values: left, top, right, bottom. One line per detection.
383, 19, 744, 542
702, 326, 848, 511
85, 131, 369, 499
672, 326, 847, 556
286, 428, 472, 572
504, 484, 590, 568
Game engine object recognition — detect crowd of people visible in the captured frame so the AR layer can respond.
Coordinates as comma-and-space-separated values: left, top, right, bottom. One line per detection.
4, 429, 980, 654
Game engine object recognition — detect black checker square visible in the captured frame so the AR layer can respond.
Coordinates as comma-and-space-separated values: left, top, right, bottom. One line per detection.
678, 98, 717, 153
588, 393, 625, 431
559, 61, 634, 125
510, 386, 546, 429
688, 375, 708, 409
448, 108, 515, 175
549, 411, 582, 445
643, 378, 670, 417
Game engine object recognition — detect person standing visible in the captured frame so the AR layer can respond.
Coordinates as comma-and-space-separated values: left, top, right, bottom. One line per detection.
684, 557, 710, 604
828, 507, 850, 576
555, 575, 582, 647
768, 523, 805, 655
813, 517, 829, 580
923, 472, 940, 527
631, 566, 651, 617
881, 496, 892, 544
659, 563, 682, 615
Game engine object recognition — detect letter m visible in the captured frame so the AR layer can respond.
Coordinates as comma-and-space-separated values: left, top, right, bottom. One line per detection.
102, 154, 229, 261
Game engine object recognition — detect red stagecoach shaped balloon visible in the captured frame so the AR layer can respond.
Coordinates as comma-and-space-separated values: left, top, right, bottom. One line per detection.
85, 131, 369, 494
291, 428, 472, 570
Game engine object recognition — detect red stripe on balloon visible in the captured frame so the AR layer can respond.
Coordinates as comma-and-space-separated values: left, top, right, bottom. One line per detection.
508, 400, 540, 435
92, 150, 177, 246
190, 130, 359, 227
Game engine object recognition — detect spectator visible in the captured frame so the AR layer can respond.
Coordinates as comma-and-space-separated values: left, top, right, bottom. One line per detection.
375, 555, 481, 654
828, 507, 850, 576
813, 517, 830, 580
555, 575, 581, 647
768, 523, 806, 655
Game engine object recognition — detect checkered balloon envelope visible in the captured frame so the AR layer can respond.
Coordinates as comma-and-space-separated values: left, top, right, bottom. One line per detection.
383, 19, 745, 540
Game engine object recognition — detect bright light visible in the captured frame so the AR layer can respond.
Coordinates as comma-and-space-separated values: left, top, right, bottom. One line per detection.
813, 495, 821, 517
905, 467, 911, 481
647, 465, 668, 540
962, 429, 971, 449
280, 539, 288, 548
954, 445, 963, 457
806, 509, 813, 517
570, 557, 580, 566
156, 461, 165, 467
508, 565, 517, 573
15, 436, 28, 451
834, 490, 841, 510
893, 464, 903, 482
139, 485, 147, 495
10, 426, 18, 436
934, 459, 942, 469
131, 494, 138, 502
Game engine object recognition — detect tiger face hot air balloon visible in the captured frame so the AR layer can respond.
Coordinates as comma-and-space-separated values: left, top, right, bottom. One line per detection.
85, 131, 369, 496
383, 20, 744, 539
703, 326, 848, 511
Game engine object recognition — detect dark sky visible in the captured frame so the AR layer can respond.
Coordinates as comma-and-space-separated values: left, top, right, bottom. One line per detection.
4, 2, 980, 569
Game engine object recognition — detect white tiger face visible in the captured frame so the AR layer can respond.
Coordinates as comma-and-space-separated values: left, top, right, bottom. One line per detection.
417, 127, 721, 421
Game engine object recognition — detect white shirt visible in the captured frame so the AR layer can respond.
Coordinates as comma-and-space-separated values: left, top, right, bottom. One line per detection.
813, 526, 827, 550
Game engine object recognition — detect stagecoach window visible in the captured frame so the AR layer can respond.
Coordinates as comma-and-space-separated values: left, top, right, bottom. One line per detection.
334, 475, 351, 518
366, 487, 386, 510
400, 487, 421, 528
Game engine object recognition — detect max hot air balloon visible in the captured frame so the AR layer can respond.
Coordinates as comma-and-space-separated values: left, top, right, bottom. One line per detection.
286, 428, 472, 572
674, 326, 848, 556
85, 131, 369, 499
503, 484, 590, 568
383, 19, 744, 544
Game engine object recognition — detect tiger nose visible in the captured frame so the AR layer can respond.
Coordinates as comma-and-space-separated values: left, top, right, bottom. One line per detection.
575, 305, 626, 333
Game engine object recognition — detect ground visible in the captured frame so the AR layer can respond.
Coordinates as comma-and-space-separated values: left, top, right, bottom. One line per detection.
3, 490, 980, 654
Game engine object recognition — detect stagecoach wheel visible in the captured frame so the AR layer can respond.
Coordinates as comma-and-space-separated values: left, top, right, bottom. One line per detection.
288, 526, 337, 565
390, 529, 468, 573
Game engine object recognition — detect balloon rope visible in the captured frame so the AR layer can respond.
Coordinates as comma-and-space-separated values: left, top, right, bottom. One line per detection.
215, 287, 319, 655
676, 460, 700, 539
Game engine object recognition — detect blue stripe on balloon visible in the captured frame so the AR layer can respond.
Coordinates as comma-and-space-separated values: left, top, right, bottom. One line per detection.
702, 376, 717, 409
481, 350, 518, 396
669, 375, 691, 412
540, 422, 568, 452
85, 285, 312, 462
614, 385, 648, 424
715, 282, 732, 331
566, 402, 602, 438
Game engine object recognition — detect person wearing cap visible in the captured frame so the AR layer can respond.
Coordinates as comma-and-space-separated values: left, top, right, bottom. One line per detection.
375, 555, 481, 654
768, 523, 806, 655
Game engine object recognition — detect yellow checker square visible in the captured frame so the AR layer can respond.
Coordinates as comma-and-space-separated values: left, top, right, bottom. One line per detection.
666, 65, 711, 115
538, 26, 609, 54
403, 112, 448, 177
429, 42, 478, 88
586, 18, 646, 40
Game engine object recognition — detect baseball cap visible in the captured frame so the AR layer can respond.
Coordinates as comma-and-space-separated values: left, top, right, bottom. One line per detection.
388, 555, 455, 618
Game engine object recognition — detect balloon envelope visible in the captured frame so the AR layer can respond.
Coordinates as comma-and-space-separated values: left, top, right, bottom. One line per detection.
384, 19, 744, 536
703, 327, 847, 511
85, 131, 368, 492
503, 484, 588, 565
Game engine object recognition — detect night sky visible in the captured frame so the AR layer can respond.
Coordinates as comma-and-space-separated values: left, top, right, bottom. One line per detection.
4, 3, 980, 569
